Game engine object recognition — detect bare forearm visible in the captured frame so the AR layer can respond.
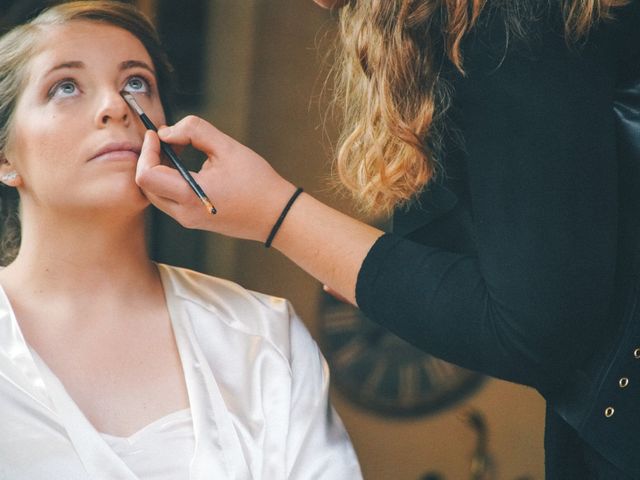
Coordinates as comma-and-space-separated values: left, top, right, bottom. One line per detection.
136, 118, 383, 304
271, 193, 384, 305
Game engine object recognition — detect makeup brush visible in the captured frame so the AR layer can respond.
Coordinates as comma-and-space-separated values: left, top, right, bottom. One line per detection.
121, 91, 217, 215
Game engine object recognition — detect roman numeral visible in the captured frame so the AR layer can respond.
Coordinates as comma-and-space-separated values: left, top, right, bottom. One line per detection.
423, 358, 457, 388
333, 338, 366, 368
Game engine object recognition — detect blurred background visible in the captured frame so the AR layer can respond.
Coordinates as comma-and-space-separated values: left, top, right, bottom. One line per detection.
1, 1, 545, 478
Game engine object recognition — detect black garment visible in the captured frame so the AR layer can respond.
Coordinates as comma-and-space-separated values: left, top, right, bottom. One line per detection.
355, 1, 640, 478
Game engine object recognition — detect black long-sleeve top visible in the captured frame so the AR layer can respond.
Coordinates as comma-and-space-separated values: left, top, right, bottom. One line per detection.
355, 1, 640, 475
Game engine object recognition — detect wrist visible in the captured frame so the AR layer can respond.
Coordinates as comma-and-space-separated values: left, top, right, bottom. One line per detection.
250, 180, 298, 243
264, 187, 304, 248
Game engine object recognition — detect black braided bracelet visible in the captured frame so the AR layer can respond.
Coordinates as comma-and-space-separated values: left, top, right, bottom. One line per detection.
265, 187, 304, 248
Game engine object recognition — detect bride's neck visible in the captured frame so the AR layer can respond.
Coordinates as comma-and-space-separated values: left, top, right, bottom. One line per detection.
2, 208, 157, 295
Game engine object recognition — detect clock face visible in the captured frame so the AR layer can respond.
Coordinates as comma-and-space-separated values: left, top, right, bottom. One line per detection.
318, 294, 484, 417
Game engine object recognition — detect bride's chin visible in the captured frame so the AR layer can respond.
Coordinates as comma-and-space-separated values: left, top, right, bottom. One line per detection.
86, 189, 151, 216
107, 181, 150, 205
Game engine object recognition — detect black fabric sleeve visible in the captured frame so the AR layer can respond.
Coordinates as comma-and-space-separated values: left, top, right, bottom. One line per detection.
354, 7, 639, 395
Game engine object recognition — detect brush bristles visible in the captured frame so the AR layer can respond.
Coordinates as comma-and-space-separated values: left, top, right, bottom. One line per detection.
120, 91, 144, 115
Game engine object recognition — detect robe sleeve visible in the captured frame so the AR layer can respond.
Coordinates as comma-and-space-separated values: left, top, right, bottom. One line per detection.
284, 308, 363, 480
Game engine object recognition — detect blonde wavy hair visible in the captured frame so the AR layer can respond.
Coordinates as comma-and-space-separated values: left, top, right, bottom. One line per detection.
335, 0, 628, 215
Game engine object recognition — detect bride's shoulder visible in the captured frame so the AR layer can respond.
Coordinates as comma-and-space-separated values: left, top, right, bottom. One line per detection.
157, 262, 299, 343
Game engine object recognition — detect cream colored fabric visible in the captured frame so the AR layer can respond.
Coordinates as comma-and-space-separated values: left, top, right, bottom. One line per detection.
0, 264, 362, 479
98, 408, 194, 480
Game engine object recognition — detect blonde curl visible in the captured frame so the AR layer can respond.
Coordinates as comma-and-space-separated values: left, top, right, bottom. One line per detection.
334, 0, 628, 215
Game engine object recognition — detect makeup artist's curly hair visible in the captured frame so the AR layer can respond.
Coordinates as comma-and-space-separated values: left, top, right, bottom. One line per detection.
0, 0, 174, 265
333, 0, 628, 215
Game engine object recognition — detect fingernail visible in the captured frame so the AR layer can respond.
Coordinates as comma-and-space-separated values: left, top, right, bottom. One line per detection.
158, 126, 171, 137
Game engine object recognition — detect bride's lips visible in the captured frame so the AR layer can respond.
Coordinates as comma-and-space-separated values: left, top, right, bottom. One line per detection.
89, 142, 141, 162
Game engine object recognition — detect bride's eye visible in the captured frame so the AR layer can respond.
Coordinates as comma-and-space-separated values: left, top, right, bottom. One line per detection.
123, 75, 150, 95
49, 79, 79, 99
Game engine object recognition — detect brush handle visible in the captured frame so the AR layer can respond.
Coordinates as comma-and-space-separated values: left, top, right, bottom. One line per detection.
140, 113, 216, 214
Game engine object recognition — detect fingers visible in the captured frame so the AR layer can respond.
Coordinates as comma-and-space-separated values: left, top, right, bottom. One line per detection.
137, 130, 161, 177
158, 115, 229, 156
144, 188, 207, 230
143, 190, 179, 214
136, 130, 193, 201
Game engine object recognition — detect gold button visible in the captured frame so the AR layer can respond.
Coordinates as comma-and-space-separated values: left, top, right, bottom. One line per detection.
619, 377, 629, 388
605, 406, 615, 418
634, 348, 640, 359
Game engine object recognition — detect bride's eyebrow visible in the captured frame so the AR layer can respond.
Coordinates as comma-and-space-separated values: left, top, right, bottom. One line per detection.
44, 60, 84, 78
119, 60, 156, 76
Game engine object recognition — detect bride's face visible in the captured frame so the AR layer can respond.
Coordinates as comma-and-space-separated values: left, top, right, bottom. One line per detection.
4, 20, 166, 214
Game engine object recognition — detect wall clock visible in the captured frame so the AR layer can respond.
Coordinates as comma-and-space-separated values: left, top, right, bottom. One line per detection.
318, 294, 484, 417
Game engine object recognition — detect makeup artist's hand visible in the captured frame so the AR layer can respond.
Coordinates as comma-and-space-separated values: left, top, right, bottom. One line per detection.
137, 114, 382, 306
136, 115, 298, 242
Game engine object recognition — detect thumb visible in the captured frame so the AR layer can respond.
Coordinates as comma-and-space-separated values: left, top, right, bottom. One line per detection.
136, 130, 189, 199
136, 130, 162, 180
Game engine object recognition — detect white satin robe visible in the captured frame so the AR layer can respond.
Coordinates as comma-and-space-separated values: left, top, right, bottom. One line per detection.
0, 264, 362, 479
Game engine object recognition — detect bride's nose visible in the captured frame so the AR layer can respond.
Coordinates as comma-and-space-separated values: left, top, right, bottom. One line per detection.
95, 89, 130, 127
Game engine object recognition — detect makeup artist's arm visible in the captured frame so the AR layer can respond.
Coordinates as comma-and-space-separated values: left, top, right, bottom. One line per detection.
136, 121, 383, 306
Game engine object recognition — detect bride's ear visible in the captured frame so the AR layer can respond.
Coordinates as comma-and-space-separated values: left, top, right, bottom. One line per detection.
0, 154, 22, 188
